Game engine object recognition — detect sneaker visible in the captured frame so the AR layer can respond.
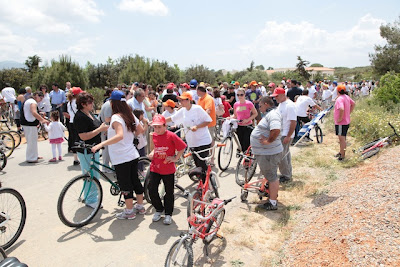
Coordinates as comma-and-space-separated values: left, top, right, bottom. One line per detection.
163, 215, 172, 225
279, 176, 292, 183
73, 160, 80, 166
261, 201, 278, 211
152, 211, 162, 222
334, 153, 341, 158
116, 209, 136, 220
59, 156, 62, 161
337, 155, 344, 161
133, 204, 146, 215
49, 158, 57, 162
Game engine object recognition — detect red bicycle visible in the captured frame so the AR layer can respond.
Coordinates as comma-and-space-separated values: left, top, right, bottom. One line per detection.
185, 144, 224, 219
356, 122, 399, 160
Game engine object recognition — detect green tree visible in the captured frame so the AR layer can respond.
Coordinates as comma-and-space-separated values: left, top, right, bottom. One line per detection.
370, 16, 400, 75
267, 66, 274, 70
184, 65, 216, 84
247, 61, 255, 72
0, 68, 30, 89
255, 65, 265, 71
310, 63, 323, 67
296, 56, 311, 81
25, 55, 42, 73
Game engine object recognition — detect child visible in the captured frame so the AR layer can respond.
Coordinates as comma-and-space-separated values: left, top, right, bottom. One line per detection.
45, 111, 67, 162
221, 95, 232, 118
133, 109, 148, 157
148, 115, 186, 225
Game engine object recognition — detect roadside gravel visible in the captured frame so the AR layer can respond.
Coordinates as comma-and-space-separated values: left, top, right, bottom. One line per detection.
281, 145, 400, 266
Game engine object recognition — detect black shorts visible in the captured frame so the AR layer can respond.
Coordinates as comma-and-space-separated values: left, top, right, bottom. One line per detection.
335, 124, 349, 136
113, 158, 144, 195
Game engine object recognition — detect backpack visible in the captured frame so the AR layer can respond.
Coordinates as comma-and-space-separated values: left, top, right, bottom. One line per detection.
20, 100, 39, 126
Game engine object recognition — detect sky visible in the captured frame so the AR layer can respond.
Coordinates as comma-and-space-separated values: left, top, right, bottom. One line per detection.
0, 0, 399, 71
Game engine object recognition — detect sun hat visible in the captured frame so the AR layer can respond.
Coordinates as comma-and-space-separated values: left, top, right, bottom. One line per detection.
163, 99, 176, 108
270, 88, 286, 97
152, 114, 166, 126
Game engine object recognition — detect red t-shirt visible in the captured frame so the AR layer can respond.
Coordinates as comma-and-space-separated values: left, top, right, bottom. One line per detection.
222, 101, 232, 118
150, 130, 187, 175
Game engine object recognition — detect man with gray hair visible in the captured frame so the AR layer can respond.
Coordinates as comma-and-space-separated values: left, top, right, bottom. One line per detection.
250, 96, 282, 210
127, 88, 148, 119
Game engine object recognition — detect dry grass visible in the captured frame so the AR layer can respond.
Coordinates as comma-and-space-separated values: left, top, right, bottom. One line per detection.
234, 236, 256, 250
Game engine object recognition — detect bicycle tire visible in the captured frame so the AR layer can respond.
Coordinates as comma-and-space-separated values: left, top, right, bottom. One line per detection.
165, 238, 193, 267
0, 132, 15, 158
57, 175, 103, 227
217, 137, 233, 171
0, 150, 7, 171
0, 247, 6, 261
186, 190, 202, 225
235, 153, 257, 186
204, 208, 225, 244
209, 174, 219, 199
359, 140, 380, 152
0, 188, 27, 250
315, 125, 323, 143
137, 157, 152, 203
8, 131, 21, 148
362, 147, 380, 160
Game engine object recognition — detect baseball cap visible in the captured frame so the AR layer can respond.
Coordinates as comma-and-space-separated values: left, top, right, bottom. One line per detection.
249, 80, 258, 86
270, 88, 286, 97
133, 82, 139, 86
178, 92, 193, 101
230, 81, 236, 85
268, 82, 275, 88
333, 81, 338, 85
180, 83, 190, 89
72, 87, 83, 95
190, 79, 198, 88
243, 84, 248, 88
109, 90, 125, 101
163, 99, 176, 108
221, 95, 226, 101
233, 81, 240, 86
337, 85, 346, 93
152, 114, 166, 126
258, 82, 263, 85
166, 82, 175, 90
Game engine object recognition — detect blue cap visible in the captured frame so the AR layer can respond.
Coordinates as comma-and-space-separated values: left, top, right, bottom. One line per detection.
190, 79, 198, 88
134, 82, 139, 86
109, 90, 125, 101
333, 81, 338, 85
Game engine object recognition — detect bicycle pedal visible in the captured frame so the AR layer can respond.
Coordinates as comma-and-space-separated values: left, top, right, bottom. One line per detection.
216, 234, 224, 239
118, 200, 125, 207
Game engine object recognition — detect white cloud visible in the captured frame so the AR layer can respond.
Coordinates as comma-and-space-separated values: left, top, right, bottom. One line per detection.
0, 0, 103, 34
117, 0, 169, 16
239, 14, 386, 68
0, 24, 37, 62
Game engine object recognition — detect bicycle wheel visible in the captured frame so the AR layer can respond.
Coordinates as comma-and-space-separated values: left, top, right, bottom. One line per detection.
165, 238, 193, 267
41, 126, 48, 140
217, 137, 233, 171
0, 132, 15, 158
143, 171, 165, 205
204, 208, 225, 244
57, 175, 103, 227
0, 188, 27, 250
209, 174, 219, 199
362, 147, 380, 160
235, 154, 257, 186
137, 157, 152, 203
358, 140, 380, 152
315, 125, 323, 143
0, 151, 7, 171
8, 131, 21, 148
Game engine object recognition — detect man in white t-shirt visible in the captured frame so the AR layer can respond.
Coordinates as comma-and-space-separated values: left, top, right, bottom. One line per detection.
361, 84, 369, 96
271, 87, 297, 183
296, 90, 322, 125
1, 84, 16, 103
306, 81, 317, 99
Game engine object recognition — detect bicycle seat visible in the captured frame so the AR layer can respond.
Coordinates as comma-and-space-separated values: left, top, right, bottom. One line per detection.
188, 167, 204, 178
0, 119, 7, 123
0, 257, 28, 267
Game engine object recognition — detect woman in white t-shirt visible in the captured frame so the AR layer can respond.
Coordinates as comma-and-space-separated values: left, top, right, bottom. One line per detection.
213, 88, 224, 117
165, 92, 212, 179
39, 85, 52, 118
92, 90, 145, 220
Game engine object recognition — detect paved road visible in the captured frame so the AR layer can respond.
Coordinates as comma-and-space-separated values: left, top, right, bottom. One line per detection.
2, 138, 252, 266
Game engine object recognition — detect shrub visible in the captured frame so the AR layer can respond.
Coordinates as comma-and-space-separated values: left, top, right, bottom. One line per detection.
373, 72, 400, 109
86, 87, 105, 111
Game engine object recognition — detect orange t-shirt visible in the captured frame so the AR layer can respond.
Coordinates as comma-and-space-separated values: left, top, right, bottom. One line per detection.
197, 94, 216, 127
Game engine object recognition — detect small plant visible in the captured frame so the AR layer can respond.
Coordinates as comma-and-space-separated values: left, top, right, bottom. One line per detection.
231, 259, 245, 267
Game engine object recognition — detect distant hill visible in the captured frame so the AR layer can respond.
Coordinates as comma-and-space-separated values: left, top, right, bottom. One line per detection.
0, 61, 26, 70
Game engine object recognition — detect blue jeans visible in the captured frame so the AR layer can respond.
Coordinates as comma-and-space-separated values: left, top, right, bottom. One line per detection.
77, 152, 100, 204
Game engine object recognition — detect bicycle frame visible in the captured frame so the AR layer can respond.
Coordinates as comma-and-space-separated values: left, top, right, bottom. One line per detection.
243, 177, 269, 194
361, 123, 399, 155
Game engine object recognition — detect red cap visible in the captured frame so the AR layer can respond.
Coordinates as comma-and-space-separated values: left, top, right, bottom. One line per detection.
72, 87, 83, 95
221, 95, 226, 101
178, 92, 192, 101
152, 114, 166, 126
268, 82, 276, 88
166, 83, 175, 90
270, 87, 286, 97
180, 83, 190, 89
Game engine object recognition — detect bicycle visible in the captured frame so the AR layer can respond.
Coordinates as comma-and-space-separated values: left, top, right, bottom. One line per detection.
0, 132, 15, 158
0, 183, 27, 250
7, 131, 21, 148
164, 193, 235, 267
172, 127, 197, 181
185, 144, 222, 220
57, 142, 151, 227
235, 146, 257, 186
217, 118, 241, 171
239, 175, 270, 202
356, 122, 399, 160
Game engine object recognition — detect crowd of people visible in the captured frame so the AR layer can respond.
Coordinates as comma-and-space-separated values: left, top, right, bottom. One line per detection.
0, 76, 366, 219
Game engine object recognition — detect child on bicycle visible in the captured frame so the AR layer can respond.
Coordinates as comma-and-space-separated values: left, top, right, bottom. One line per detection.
148, 114, 186, 225
44, 111, 67, 162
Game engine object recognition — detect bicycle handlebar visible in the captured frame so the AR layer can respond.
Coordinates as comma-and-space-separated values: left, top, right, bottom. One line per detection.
72, 141, 96, 150
183, 143, 226, 159
388, 123, 399, 137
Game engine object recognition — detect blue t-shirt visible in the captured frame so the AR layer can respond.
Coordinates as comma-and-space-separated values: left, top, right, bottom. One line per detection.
245, 89, 262, 109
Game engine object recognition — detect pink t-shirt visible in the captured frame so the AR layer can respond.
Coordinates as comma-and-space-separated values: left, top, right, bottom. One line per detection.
234, 100, 254, 126
334, 94, 355, 125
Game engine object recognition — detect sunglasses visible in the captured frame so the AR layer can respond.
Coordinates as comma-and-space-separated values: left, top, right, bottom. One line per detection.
237, 94, 244, 96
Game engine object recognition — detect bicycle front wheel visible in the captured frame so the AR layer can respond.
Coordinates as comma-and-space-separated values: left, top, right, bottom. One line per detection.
57, 175, 103, 227
0, 132, 15, 158
218, 137, 233, 171
165, 238, 193, 267
315, 125, 323, 143
137, 157, 152, 203
235, 154, 257, 186
0, 188, 27, 250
